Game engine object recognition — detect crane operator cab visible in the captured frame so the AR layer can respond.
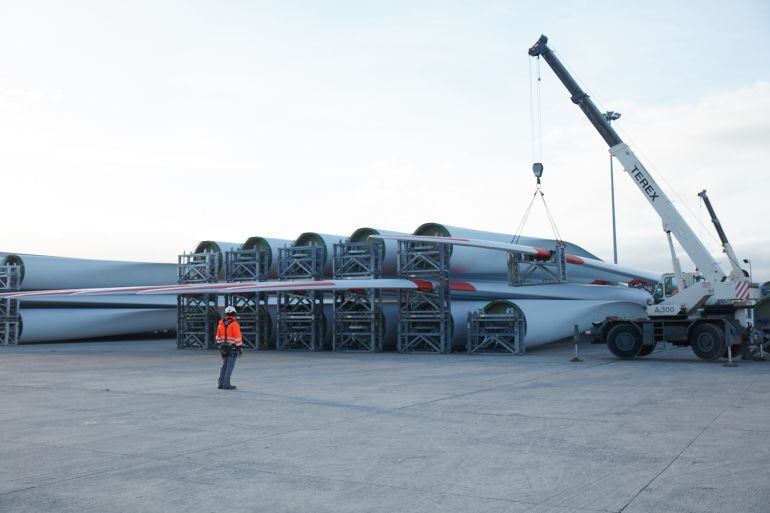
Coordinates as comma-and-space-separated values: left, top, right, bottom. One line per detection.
652, 273, 705, 304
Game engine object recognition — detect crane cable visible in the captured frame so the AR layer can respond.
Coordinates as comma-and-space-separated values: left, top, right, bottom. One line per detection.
528, 56, 544, 164
514, 183, 562, 244
516, 56, 562, 244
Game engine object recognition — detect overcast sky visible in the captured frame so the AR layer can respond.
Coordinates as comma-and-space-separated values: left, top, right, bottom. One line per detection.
1, 1, 769, 280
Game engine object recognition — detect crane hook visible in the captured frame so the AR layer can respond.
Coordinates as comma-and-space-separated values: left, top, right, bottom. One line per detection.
532, 162, 544, 186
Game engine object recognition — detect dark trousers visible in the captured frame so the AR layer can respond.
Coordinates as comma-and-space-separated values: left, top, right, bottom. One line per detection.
219, 354, 238, 387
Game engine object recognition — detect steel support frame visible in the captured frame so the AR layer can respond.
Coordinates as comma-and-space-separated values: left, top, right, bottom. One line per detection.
0, 265, 20, 346
224, 248, 270, 350
177, 252, 218, 349
333, 240, 384, 352
509, 242, 567, 286
276, 245, 325, 351
176, 295, 218, 349
227, 293, 269, 350
178, 251, 218, 284
467, 311, 525, 354
277, 291, 324, 351
397, 241, 451, 354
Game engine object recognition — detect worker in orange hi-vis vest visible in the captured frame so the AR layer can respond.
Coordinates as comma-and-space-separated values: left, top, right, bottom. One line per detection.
216, 306, 242, 390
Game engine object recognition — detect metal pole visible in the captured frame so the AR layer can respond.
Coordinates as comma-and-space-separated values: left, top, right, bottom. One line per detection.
610, 153, 618, 264
724, 343, 738, 367
570, 324, 583, 362
603, 111, 621, 264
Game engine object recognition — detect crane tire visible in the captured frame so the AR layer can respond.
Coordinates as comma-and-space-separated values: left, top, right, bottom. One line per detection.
689, 323, 725, 361
637, 344, 656, 357
606, 323, 642, 358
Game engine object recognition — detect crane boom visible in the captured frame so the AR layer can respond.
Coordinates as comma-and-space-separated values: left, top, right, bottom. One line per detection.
528, 35, 727, 285
697, 189, 744, 280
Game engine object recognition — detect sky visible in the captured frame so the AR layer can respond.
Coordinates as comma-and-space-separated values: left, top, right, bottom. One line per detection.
1, 1, 769, 280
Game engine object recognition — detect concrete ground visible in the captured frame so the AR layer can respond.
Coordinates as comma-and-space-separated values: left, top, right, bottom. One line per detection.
0, 340, 768, 513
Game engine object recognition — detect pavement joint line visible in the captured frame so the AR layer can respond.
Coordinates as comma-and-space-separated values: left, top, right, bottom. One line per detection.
0, 382, 218, 400
166, 401, 425, 460
181, 463, 614, 513
11, 406, 404, 471
1, 377, 618, 418
420, 408, 617, 424
0, 362, 624, 431
397, 360, 616, 411
2, 403, 453, 499
0, 383, 381, 409
1, 454, 607, 513
616, 375, 761, 513
6, 441, 192, 463
0, 460, 153, 498
165, 427, 319, 459
715, 426, 770, 434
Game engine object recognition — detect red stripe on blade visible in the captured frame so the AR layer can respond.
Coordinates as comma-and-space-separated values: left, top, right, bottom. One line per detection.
566, 254, 584, 265
410, 279, 434, 292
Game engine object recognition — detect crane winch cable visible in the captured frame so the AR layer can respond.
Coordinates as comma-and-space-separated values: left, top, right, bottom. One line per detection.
518, 56, 562, 245
528, 56, 544, 164
513, 179, 563, 245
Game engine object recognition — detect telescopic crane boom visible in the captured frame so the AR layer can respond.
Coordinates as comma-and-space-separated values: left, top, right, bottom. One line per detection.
527, 34, 758, 361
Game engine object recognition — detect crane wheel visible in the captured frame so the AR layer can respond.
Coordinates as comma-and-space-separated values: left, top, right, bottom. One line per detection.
689, 323, 725, 361
637, 343, 656, 357
606, 323, 642, 358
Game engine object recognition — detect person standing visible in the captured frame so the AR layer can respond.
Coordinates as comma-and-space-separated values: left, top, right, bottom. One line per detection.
216, 306, 242, 390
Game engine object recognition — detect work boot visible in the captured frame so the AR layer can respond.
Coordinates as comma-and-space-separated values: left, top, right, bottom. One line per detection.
223, 385, 237, 390
218, 384, 223, 389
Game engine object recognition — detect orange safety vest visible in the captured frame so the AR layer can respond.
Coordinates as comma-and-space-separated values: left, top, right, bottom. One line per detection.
216, 316, 242, 346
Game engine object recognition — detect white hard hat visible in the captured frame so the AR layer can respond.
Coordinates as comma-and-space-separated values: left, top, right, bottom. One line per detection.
224, 306, 236, 315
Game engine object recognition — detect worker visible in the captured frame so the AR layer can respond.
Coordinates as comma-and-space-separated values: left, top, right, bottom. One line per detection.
216, 305, 242, 390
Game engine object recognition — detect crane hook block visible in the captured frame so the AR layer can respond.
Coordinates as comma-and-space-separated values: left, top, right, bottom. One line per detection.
532, 162, 544, 184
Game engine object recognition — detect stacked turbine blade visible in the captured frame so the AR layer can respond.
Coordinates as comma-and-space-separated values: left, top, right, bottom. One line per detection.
356, 223, 652, 352
1, 253, 177, 344
2, 222, 658, 350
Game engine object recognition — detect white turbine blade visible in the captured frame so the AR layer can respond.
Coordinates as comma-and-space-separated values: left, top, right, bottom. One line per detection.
0, 284, 185, 299
453, 280, 653, 304
135, 278, 425, 295
372, 234, 661, 284
0, 279, 424, 299
573, 259, 661, 285
371, 234, 546, 257
220, 278, 420, 294
108, 279, 424, 295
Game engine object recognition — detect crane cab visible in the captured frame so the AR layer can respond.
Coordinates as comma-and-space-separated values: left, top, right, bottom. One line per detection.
652, 273, 705, 304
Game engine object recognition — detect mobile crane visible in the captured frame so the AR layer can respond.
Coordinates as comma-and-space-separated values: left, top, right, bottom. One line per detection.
528, 35, 760, 360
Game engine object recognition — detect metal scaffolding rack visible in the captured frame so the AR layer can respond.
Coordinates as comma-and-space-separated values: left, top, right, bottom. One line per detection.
0, 265, 21, 346
224, 248, 270, 350
397, 240, 451, 353
467, 309, 525, 354
332, 241, 383, 352
176, 251, 218, 349
276, 244, 325, 351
